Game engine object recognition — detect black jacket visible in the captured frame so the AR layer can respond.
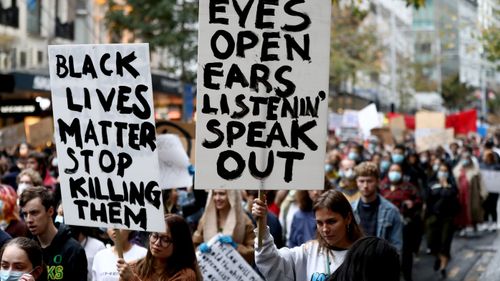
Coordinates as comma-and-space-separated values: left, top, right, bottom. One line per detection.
42, 224, 87, 281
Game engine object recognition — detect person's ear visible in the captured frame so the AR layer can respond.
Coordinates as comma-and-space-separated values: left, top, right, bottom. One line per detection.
47, 205, 55, 217
32, 265, 43, 279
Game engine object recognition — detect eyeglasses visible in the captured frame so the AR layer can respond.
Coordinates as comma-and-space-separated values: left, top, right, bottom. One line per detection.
150, 233, 173, 247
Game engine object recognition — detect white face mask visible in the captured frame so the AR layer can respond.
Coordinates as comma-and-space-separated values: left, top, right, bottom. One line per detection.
55, 215, 64, 224
17, 183, 31, 195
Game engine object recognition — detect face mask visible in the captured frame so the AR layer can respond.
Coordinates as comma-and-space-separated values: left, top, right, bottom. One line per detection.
0, 270, 24, 281
437, 171, 449, 179
325, 164, 333, 173
432, 164, 440, 172
392, 154, 404, 164
55, 215, 64, 225
380, 160, 390, 172
388, 171, 402, 183
348, 152, 359, 161
369, 143, 377, 152
16, 183, 31, 195
461, 159, 470, 166
420, 157, 428, 164
340, 169, 356, 180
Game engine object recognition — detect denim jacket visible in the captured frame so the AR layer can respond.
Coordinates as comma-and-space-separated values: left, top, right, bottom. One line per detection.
352, 195, 403, 252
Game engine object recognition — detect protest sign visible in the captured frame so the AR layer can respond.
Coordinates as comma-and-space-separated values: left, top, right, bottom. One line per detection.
0, 122, 26, 149
48, 44, 165, 232
481, 169, 500, 193
28, 117, 54, 148
328, 113, 343, 131
415, 128, 454, 152
341, 110, 359, 128
197, 235, 263, 281
195, 1, 331, 190
416, 111, 445, 129
156, 120, 196, 164
358, 104, 380, 139
389, 115, 406, 143
371, 128, 394, 146
157, 134, 193, 189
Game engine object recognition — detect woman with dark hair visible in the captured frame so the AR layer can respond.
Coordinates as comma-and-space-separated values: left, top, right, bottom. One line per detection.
252, 189, 363, 281
327, 237, 400, 281
426, 163, 460, 278
0, 237, 45, 281
117, 214, 201, 281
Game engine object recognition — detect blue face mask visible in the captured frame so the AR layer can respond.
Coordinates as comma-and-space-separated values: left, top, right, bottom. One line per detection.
388, 171, 402, 183
392, 154, 404, 164
348, 152, 359, 161
461, 159, 470, 166
437, 171, 449, 179
0, 270, 24, 281
325, 164, 333, 173
380, 160, 391, 172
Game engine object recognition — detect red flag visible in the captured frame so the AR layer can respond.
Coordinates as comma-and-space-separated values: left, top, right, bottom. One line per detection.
446, 109, 477, 135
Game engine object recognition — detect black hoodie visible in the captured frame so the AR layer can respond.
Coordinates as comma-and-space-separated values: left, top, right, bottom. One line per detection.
42, 224, 87, 281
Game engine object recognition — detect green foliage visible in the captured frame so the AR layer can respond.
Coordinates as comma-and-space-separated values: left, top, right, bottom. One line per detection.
330, 5, 380, 92
105, 0, 198, 83
482, 27, 500, 68
441, 74, 475, 110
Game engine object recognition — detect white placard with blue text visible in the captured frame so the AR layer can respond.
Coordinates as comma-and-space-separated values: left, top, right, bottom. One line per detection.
196, 1, 331, 190
48, 44, 165, 232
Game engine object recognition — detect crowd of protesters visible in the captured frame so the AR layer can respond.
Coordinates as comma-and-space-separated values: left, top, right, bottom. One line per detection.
0, 126, 499, 281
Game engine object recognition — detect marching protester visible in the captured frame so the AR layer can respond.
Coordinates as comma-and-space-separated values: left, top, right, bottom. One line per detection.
335, 159, 360, 203
479, 149, 500, 231
380, 163, 422, 281
92, 229, 146, 281
25, 152, 56, 191
116, 214, 201, 281
252, 189, 364, 281
19, 186, 87, 281
0, 237, 46, 281
351, 162, 403, 251
425, 163, 460, 279
16, 169, 43, 198
0, 184, 29, 238
453, 148, 488, 236
192, 189, 255, 265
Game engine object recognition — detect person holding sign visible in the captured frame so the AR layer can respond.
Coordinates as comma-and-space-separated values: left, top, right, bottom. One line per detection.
193, 190, 255, 265
252, 189, 363, 281
116, 214, 200, 281
0, 237, 46, 281
19, 186, 87, 281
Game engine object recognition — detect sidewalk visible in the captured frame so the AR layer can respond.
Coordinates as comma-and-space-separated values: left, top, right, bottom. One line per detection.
479, 230, 500, 281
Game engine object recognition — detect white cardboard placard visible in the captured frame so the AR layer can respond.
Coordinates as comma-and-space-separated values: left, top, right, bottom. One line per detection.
48, 43, 165, 232
197, 235, 263, 281
358, 104, 380, 139
481, 169, 500, 193
195, 1, 332, 190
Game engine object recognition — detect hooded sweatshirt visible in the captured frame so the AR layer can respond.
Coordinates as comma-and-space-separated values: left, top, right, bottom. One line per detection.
42, 224, 87, 281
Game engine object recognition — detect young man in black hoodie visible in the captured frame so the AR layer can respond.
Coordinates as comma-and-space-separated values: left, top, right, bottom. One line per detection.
20, 186, 87, 281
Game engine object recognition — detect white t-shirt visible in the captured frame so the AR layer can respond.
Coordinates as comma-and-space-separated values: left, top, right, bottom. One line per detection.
92, 244, 147, 281
82, 237, 106, 281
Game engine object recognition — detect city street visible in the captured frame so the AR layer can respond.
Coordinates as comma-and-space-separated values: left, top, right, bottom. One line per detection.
414, 230, 498, 281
